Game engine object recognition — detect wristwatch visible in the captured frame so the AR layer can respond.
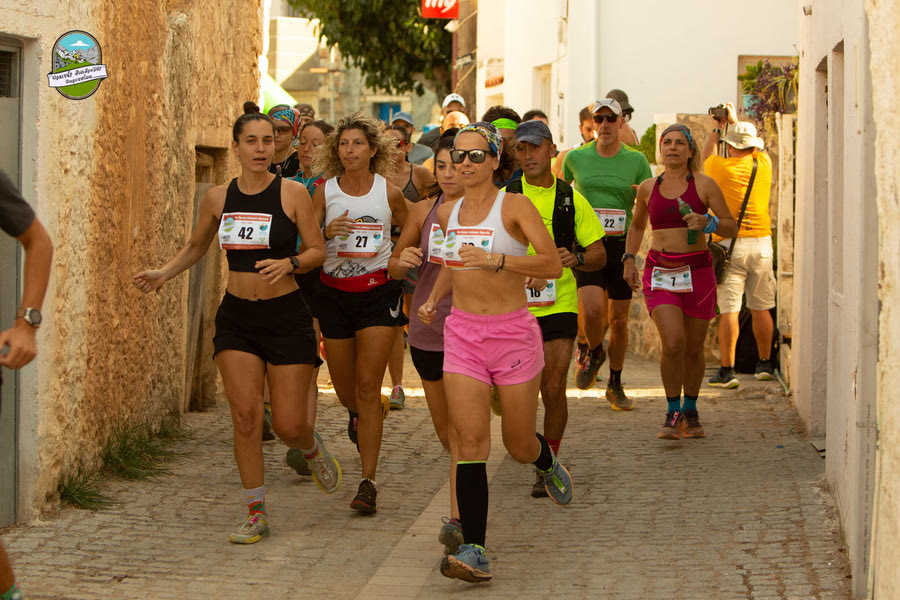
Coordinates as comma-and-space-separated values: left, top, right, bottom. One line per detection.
18, 307, 42, 328
621, 253, 635, 263
289, 256, 300, 271
575, 253, 585, 267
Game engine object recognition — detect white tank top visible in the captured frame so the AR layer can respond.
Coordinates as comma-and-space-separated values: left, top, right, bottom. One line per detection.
445, 191, 528, 268
323, 174, 393, 278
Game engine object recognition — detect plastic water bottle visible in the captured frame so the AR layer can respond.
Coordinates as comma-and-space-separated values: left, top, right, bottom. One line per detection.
677, 198, 698, 244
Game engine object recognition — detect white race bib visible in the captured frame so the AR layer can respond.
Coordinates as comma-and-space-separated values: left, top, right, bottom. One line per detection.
595, 208, 627, 236
526, 280, 557, 307
442, 227, 494, 269
219, 212, 273, 250
336, 223, 384, 257
650, 265, 693, 293
427, 224, 445, 265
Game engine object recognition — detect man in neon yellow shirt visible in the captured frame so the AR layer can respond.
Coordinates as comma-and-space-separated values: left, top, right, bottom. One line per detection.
508, 121, 606, 498
562, 98, 652, 408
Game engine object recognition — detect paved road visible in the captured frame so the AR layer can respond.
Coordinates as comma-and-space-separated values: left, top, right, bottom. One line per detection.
3, 353, 852, 599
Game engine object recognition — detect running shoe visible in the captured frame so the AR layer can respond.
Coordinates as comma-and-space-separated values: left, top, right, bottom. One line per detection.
438, 517, 464, 555
682, 409, 706, 438
440, 544, 492, 583
229, 513, 269, 544
389, 385, 406, 410
575, 344, 605, 390
262, 402, 275, 441
530, 469, 548, 498
708, 367, 739, 389
755, 359, 776, 381
308, 434, 342, 494
381, 394, 391, 420
347, 411, 359, 449
575, 341, 588, 367
658, 410, 685, 440
605, 383, 633, 411
350, 478, 377, 514
490, 386, 502, 416
538, 456, 574, 505
285, 430, 323, 477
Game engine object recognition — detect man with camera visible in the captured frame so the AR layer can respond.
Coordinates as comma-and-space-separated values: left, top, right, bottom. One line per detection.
703, 105, 777, 388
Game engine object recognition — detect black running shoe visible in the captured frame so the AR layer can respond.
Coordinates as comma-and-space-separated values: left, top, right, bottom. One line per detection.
350, 478, 377, 514
347, 411, 359, 450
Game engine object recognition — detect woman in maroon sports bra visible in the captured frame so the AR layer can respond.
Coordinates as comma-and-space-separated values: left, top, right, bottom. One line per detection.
623, 124, 736, 440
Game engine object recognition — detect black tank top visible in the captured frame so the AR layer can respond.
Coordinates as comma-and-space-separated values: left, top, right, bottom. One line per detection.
218, 176, 297, 272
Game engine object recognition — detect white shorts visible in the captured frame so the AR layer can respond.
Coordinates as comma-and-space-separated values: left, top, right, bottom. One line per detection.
715, 235, 776, 314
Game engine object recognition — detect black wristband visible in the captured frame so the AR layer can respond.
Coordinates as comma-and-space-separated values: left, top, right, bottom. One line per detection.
621, 253, 635, 263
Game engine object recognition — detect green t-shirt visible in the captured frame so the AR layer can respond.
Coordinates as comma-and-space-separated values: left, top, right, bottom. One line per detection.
508, 176, 605, 318
562, 143, 652, 235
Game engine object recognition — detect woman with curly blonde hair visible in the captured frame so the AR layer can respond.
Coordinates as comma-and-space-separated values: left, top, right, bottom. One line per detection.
310, 111, 409, 514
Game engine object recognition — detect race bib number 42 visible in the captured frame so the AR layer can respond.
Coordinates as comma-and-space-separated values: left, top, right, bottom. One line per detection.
442, 227, 494, 269
337, 223, 384, 257
650, 265, 693, 293
219, 212, 273, 250
595, 208, 627, 236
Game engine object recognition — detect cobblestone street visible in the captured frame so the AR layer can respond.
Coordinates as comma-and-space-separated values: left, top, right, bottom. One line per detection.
3, 354, 852, 599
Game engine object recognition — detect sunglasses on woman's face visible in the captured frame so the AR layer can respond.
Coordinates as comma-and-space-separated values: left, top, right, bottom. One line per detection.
450, 149, 488, 164
592, 114, 618, 124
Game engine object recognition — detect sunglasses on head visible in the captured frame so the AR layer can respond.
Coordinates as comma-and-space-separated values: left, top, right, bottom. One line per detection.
450, 149, 488, 164
593, 114, 619, 124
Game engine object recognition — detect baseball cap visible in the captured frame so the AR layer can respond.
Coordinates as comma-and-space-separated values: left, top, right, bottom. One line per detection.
442, 93, 466, 110
605, 89, 633, 114
514, 120, 553, 146
592, 98, 622, 116
392, 111, 414, 126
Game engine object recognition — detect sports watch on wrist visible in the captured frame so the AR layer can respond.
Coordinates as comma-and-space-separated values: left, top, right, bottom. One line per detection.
18, 308, 42, 328
289, 256, 300, 271
575, 253, 585, 267
621, 253, 636, 263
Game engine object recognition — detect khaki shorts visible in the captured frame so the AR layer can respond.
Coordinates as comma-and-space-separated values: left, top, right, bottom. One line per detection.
715, 235, 776, 313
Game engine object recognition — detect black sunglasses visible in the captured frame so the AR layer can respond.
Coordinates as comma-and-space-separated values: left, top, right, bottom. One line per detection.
450, 149, 488, 164
592, 114, 619, 124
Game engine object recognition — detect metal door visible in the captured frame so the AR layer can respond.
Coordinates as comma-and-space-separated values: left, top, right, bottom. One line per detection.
0, 42, 21, 527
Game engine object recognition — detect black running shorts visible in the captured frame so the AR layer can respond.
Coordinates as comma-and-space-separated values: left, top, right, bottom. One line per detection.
410, 345, 444, 382
317, 279, 404, 339
575, 236, 633, 300
537, 312, 578, 343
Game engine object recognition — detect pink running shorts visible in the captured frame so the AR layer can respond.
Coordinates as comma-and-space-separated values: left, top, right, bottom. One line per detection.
443, 306, 545, 386
641, 249, 717, 320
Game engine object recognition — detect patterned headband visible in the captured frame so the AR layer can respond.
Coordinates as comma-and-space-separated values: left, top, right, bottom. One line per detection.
455, 122, 503, 155
659, 123, 694, 151
268, 105, 300, 136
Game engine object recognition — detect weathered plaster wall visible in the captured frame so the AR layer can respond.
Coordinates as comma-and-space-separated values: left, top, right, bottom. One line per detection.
2, 0, 261, 517
866, 1, 900, 596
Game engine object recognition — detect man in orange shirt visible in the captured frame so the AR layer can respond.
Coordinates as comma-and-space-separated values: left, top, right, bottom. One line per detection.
703, 120, 776, 387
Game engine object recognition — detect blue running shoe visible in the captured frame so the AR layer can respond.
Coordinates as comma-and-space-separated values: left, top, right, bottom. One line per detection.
539, 456, 574, 506
440, 544, 492, 583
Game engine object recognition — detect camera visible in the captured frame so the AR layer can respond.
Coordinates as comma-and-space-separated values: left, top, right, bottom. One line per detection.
708, 104, 728, 120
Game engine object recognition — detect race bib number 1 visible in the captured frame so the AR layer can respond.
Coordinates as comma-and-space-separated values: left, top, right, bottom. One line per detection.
427, 224, 445, 265
650, 265, 693, 293
219, 212, 273, 250
526, 280, 557, 307
337, 223, 384, 257
442, 227, 494, 269
595, 208, 627, 236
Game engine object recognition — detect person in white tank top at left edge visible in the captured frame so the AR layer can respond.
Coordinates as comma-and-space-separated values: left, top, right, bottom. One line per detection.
417, 122, 573, 584
311, 112, 409, 516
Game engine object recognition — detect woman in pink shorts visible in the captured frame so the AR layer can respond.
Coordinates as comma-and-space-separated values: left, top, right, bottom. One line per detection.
417, 122, 567, 584
623, 124, 736, 440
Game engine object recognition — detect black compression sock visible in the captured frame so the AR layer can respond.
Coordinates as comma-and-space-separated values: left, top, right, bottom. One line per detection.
532, 433, 554, 472
609, 368, 622, 386
456, 462, 488, 547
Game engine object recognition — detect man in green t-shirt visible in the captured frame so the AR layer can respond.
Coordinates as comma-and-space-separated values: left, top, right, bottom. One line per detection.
509, 121, 606, 498
562, 98, 652, 410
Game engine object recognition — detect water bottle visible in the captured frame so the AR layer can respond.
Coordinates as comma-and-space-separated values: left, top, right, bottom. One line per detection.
677, 198, 698, 244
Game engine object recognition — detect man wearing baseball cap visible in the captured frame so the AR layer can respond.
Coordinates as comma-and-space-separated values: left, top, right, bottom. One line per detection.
605, 89, 639, 146
417, 93, 469, 150
392, 111, 433, 164
562, 98, 652, 409
703, 118, 776, 387
507, 120, 606, 498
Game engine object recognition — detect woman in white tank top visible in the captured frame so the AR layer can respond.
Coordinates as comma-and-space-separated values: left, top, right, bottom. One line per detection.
310, 112, 409, 515
417, 123, 573, 583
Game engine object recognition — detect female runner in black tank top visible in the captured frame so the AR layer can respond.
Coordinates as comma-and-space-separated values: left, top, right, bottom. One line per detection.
133, 108, 339, 545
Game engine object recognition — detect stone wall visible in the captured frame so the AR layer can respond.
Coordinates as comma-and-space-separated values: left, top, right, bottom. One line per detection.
1, 0, 261, 518
866, 0, 900, 596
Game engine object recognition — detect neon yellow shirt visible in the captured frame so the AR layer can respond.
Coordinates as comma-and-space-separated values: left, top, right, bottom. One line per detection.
510, 176, 605, 317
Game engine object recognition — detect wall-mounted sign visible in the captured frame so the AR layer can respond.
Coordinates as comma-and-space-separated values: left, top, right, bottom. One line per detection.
423, 0, 459, 19
48, 31, 108, 100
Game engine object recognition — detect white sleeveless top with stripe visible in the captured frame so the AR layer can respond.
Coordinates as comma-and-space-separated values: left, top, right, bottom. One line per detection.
323, 174, 393, 278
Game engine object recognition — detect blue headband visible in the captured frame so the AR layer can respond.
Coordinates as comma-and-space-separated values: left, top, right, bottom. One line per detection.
659, 124, 694, 151
455, 122, 503, 155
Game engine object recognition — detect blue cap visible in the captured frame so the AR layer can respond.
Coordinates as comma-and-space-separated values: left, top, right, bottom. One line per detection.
392, 111, 414, 126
